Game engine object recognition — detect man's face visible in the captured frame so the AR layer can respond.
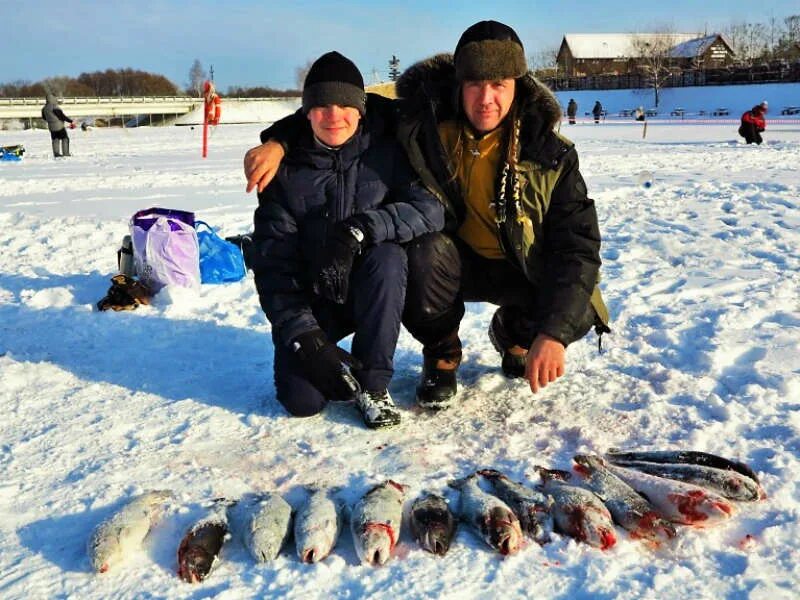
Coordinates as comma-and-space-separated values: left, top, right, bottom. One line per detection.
307, 104, 361, 146
461, 79, 516, 134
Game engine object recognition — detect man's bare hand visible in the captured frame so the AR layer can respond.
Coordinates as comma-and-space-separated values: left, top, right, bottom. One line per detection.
525, 333, 565, 394
244, 140, 285, 193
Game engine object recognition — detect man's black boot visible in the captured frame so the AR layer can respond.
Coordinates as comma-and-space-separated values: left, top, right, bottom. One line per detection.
488, 309, 527, 379
416, 356, 459, 410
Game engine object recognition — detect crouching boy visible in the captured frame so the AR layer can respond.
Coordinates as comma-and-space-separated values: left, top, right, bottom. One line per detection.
250, 52, 444, 428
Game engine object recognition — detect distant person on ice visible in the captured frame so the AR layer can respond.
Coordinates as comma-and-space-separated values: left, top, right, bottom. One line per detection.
567, 98, 577, 124
738, 101, 767, 145
41, 93, 74, 157
592, 100, 603, 123
634, 106, 645, 122
244, 21, 610, 410
249, 51, 443, 428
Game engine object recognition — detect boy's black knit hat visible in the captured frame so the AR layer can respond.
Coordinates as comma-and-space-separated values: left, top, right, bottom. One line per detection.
454, 20, 527, 81
302, 51, 366, 116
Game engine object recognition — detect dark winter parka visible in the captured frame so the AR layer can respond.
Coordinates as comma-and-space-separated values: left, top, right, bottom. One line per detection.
251, 113, 444, 347
394, 54, 610, 344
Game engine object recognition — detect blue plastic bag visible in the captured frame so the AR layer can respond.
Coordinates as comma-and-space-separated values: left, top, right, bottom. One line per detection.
196, 221, 246, 284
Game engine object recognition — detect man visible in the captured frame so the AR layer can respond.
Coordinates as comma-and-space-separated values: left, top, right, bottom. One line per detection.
250, 51, 443, 428
567, 98, 577, 125
41, 93, 74, 157
592, 100, 603, 124
738, 101, 767, 145
245, 21, 609, 410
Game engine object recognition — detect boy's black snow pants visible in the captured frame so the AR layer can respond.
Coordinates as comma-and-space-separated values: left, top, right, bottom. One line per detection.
272, 243, 407, 417
402, 232, 595, 361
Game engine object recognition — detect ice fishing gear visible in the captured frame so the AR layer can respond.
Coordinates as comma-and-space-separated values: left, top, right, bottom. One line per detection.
0, 144, 24, 161
96, 274, 153, 311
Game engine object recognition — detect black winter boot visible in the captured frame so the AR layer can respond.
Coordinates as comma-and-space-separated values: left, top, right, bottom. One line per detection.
489, 309, 527, 379
416, 356, 459, 410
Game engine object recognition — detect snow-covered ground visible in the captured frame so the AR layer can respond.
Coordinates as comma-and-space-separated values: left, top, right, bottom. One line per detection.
0, 119, 798, 599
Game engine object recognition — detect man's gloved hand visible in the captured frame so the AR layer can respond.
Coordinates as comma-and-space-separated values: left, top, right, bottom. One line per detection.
291, 329, 362, 400
312, 220, 366, 304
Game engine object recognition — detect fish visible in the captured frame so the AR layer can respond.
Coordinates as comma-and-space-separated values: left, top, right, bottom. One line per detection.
88, 490, 174, 573
294, 487, 342, 563
603, 459, 766, 502
449, 473, 523, 555
241, 493, 293, 562
603, 463, 734, 527
350, 480, 406, 566
409, 493, 457, 556
605, 449, 760, 484
572, 455, 676, 545
177, 500, 230, 583
477, 469, 554, 545
536, 468, 617, 550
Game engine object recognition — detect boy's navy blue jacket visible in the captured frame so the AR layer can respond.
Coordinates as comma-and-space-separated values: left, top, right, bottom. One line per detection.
251, 114, 445, 347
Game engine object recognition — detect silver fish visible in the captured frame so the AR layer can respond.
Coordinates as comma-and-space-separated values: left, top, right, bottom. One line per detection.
88, 490, 174, 573
177, 499, 230, 583
536, 468, 617, 550
350, 480, 406, 566
604, 459, 766, 502
449, 473, 523, 555
294, 487, 342, 563
242, 493, 293, 562
572, 455, 676, 545
605, 449, 760, 484
409, 493, 457, 556
604, 463, 734, 527
478, 469, 554, 545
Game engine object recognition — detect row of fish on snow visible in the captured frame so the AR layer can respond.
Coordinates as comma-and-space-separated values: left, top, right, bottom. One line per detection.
87, 449, 766, 582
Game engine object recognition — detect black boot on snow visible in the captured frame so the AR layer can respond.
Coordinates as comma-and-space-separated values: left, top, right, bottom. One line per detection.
416, 357, 459, 410
488, 310, 527, 379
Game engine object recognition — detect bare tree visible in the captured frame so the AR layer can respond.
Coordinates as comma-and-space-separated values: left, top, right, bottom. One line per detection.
529, 46, 560, 79
630, 30, 678, 107
188, 59, 206, 96
725, 22, 769, 65
295, 59, 315, 90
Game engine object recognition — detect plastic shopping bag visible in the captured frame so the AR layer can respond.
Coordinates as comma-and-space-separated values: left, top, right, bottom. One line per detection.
130, 207, 200, 292
195, 221, 246, 284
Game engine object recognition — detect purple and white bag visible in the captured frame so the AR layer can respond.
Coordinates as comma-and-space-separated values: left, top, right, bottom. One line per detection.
130, 207, 200, 292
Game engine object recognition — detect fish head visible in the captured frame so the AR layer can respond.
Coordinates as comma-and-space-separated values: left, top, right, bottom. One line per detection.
487, 507, 523, 556
632, 512, 677, 544
573, 454, 605, 473
300, 545, 327, 564
418, 522, 453, 556
177, 547, 213, 583
359, 525, 395, 566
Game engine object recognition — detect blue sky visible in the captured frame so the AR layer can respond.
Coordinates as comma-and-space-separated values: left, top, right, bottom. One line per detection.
2, 1, 797, 91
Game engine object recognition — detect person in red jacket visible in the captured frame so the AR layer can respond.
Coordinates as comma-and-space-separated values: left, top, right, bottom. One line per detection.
739, 101, 767, 145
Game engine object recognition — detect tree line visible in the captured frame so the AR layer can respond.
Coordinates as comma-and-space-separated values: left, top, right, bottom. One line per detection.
0, 62, 300, 98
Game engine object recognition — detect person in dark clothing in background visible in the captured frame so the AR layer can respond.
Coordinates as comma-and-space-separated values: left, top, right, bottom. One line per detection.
592, 100, 603, 124
738, 101, 767, 145
250, 51, 444, 428
567, 98, 577, 124
245, 22, 610, 411
41, 93, 74, 157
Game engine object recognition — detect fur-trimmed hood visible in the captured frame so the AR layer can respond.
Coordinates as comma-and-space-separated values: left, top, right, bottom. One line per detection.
396, 53, 562, 136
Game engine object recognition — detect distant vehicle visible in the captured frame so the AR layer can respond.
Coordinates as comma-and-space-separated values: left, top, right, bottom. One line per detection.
712, 108, 730, 116
670, 108, 685, 117
780, 106, 800, 115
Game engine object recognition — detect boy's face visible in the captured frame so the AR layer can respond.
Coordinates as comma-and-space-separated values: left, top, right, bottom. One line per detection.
461, 79, 516, 134
307, 105, 361, 147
